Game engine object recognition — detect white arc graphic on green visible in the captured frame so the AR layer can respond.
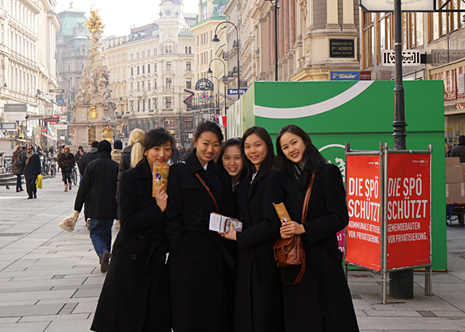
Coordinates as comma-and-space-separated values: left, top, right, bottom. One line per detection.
254, 81, 374, 119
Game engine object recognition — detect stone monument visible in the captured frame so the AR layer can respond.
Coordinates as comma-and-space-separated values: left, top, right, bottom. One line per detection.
70, 8, 116, 149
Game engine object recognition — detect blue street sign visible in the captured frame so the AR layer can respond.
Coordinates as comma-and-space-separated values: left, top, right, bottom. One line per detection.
330, 71, 360, 81
56, 99, 65, 104
228, 88, 248, 95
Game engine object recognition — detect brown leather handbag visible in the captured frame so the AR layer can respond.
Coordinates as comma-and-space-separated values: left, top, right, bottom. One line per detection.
273, 173, 315, 285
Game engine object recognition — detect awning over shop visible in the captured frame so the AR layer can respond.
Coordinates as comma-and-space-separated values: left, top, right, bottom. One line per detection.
41, 133, 57, 141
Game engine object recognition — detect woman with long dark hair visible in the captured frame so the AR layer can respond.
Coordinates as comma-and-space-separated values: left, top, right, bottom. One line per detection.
91, 128, 174, 332
222, 126, 283, 332
165, 121, 236, 332
217, 137, 244, 190
276, 124, 359, 332
57, 145, 75, 192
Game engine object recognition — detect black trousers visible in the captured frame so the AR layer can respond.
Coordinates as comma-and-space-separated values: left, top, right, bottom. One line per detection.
26, 178, 37, 198
62, 166, 71, 184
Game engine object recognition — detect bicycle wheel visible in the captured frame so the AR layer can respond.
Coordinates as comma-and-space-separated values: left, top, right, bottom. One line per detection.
72, 169, 77, 185
50, 166, 56, 178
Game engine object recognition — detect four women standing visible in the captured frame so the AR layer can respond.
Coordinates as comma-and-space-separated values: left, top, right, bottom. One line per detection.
91, 122, 359, 332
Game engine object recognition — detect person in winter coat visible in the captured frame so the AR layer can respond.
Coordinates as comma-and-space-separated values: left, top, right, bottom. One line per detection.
57, 146, 76, 192
276, 124, 359, 332
111, 140, 123, 164
74, 140, 119, 273
23, 145, 41, 199
217, 138, 244, 191
116, 129, 145, 229
222, 126, 284, 332
80, 141, 99, 172
12, 145, 24, 192
165, 121, 236, 332
91, 129, 174, 332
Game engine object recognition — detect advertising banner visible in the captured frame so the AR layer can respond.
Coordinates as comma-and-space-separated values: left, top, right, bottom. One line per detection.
361, 0, 434, 12
386, 153, 431, 269
345, 155, 382, 271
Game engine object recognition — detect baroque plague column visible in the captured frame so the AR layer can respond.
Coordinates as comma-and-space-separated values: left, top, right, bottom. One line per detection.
70, 8, 117, 149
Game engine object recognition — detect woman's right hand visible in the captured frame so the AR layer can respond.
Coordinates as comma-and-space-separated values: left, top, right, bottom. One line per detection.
280, 221, 306, 238
155, 185, 168, 212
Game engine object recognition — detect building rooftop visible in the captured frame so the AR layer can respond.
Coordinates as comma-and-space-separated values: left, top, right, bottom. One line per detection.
57, 3, 90, 39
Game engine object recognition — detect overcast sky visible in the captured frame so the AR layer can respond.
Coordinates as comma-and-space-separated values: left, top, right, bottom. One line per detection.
55, 0, 199, 37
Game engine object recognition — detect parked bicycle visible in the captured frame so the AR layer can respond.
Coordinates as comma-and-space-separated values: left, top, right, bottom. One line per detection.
70, 165, 78, 186
44, 157, 57, 178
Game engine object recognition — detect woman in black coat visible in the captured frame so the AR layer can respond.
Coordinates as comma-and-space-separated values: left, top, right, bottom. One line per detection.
222, 126, 284, 332
57, 146, 75, 191
23, 145, 41, 199
276, 124, 359, 332
91, 128, 174, 332
12, 145, 24, 192
165, 121, 236, 332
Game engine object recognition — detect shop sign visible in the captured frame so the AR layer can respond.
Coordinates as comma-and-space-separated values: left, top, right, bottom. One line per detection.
3, 104, 27, 121
195, 78, 213, 91
329, 39, 355, 58
40, 128, 48, 132
431, 50, 465, 66
1, 122, 17, 130
361, 0, 434, 12
382, 50, 421, 66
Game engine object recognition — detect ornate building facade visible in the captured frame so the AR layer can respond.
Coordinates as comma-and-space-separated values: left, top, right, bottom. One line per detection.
105, 0, 196, 146
0, 0, 60, 144
221, 0, 359, 85
56, 4, 90, 107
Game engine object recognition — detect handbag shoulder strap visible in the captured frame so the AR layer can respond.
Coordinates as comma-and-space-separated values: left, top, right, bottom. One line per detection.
195, 172, 219, 213
301, 173, 315, 224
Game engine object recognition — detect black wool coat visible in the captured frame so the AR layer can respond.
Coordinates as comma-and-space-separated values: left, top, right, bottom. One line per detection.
165, 150, 236, 332
279, 163, 359, 332
91, 158, 170, 332
23, 153, 41, 180
234, 169, 284, 332
74, 153, 119, 220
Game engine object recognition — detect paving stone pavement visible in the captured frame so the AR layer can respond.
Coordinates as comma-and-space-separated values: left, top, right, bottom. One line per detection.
0, 176, 464, 331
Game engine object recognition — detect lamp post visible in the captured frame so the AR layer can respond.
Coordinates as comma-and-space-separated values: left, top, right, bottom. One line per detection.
208, 75, 221, 116
213, 21, 241, 100
265, 0, 279, 81
207, 58, 228, 115
390, 0, 412, 299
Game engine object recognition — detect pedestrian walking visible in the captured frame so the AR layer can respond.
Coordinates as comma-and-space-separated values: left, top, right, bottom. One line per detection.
57, 145, 75, 192
165, 121, 236, 332
74, 140, 119, 273
116, 128, 145, 229
221, 126, 284, 332
217, 138, 244, 191
451, 135, 465, 162
12, 145, 24, 192
80, 141, 99, 172
23, 145, 41, 199
111, 140, 123, 164
91, 128, 174, 332
276, 124, 359, 332
446, 143, 451, 157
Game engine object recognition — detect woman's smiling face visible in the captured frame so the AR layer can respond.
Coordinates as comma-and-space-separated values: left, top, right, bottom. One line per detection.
280, 132, 307, 165
244, 134, 267, 171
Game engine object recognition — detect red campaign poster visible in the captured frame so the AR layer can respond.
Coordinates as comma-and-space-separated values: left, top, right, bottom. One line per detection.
386, 153, 431, 269
345, 155, 382, 271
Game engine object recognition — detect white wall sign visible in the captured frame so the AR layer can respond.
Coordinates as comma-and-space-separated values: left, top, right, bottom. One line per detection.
3, 112, 27, 121
361, 0, 434, 12
382, 50, 421, 66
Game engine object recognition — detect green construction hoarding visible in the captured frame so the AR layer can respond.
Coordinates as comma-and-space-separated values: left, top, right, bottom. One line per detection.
227, 80, 446, 271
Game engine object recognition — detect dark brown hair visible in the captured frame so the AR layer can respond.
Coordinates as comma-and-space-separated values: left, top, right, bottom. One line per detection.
241, 126, 277, 182
276, 124, 326, 175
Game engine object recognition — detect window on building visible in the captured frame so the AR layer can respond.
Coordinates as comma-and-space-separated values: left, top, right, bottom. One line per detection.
142, 65, 145, 74
138, 100, 140, 111
147, 50, 151, 57
186, 78, 192, 89
166, 78, 172, 90
166, 62, 171, 71
131, 83, 133, 93
137, 52, 140, 59
131, 67, 134, 76
154, 80, 157, 90
154, 98, 158, 109
118, 70, 121, 79
148, 81, 151, 90
130, 53, 134, 60
137, 66, 140, 75
123, 68, 126, 79
362, 11, 375, 68
142, 51, 145, 58
186, 62, 192, 71
142, 81, 145, 91
148, 98, 151, 109
148, 64, 151, 73
154, 63, 157, 72
165, 97, 172, 109
137, 82, 140, 91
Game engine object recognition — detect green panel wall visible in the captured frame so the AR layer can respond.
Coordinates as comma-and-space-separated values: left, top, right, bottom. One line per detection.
235, 80, 447, 270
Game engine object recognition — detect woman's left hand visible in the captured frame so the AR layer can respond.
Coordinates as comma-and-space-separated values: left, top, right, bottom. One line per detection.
280, 221, 306, 238
219, 228, 237, 241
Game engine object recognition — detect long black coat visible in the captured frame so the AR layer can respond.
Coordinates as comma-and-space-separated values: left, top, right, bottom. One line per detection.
279, 163, 359, 332
91, 158, 170, 332
23, 153, 41, 180
165, 150, 236, 332
74, 152, 119, 220
234, 169, 284, 332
